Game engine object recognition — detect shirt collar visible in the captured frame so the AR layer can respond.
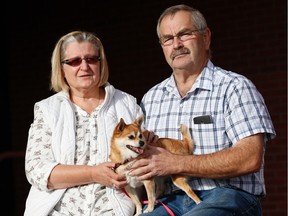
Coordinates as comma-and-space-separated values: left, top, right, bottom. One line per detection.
164, 60, 214, 96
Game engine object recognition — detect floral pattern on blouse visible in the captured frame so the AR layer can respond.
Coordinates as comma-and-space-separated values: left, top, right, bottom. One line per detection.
26, 103, 116, 216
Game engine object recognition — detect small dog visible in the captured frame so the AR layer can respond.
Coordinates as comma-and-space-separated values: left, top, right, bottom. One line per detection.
109, 115, 201, 216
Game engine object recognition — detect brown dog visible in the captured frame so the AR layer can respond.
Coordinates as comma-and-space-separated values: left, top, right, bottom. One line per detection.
109, 115, 201, 216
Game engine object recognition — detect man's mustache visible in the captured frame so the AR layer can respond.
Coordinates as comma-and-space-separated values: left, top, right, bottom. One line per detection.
171, 48, 190, 60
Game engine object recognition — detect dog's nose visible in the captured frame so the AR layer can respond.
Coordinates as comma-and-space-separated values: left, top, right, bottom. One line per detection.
139, 140, 145, 147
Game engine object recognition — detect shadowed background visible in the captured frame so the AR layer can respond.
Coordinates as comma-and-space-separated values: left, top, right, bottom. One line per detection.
2, 0, 286, 215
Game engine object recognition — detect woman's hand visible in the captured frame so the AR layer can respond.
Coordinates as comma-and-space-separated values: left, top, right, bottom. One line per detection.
48, 162, 127, 190
90, 162, 127, 190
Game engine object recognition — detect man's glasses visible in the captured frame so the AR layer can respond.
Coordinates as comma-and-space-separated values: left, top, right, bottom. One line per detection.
61, 56, 101, 67
159, 29, 202, 46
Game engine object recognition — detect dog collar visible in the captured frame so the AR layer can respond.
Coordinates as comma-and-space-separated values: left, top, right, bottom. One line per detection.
112, 163, 121, 172
111, 159, 131, 172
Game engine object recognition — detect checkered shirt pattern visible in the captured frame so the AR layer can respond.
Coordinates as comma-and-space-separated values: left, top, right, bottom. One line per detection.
140, 60, 276, 196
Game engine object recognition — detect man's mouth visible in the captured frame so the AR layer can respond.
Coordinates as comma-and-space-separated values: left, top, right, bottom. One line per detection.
171, 48, 190, 60
126, 145, 144, 154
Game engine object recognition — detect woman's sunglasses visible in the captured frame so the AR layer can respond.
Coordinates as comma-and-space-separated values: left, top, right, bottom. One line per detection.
61, 56, 101, 67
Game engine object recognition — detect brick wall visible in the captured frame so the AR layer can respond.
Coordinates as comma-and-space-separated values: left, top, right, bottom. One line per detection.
2, 0, 286, 215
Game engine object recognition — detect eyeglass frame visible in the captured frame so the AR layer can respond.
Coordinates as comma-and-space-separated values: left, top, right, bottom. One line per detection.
159, 28, 204, 46
61, 56, 101, 67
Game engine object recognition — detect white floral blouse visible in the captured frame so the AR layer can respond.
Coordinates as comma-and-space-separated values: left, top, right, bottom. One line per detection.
26, 103, 116, 216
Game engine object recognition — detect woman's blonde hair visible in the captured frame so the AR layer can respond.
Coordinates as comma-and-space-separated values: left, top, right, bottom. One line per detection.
50, 31, 109, 93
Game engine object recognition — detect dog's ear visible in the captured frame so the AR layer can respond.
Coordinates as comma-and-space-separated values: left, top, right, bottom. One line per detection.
116, 118, 126, 132
135, 115, 144, 126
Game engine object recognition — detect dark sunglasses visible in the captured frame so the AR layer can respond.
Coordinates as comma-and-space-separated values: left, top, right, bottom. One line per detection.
61, 56, 101, 67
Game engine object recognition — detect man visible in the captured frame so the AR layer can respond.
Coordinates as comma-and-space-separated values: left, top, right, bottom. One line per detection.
129, 4, 276, 216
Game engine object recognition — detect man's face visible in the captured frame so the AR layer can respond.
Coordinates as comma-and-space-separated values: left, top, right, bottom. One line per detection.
159, 11, 211, 72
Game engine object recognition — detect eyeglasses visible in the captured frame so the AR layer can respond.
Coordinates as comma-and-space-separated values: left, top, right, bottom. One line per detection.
61, 56, 101, 67
159, 29, 202, 46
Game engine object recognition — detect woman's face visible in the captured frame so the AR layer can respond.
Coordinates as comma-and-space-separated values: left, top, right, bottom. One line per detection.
62, 41, 101, 93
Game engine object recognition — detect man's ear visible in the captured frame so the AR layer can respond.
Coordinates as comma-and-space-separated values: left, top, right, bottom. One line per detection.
203, 27, 211, 51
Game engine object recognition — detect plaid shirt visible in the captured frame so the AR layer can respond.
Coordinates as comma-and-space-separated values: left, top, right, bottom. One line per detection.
140, 60, 276, 196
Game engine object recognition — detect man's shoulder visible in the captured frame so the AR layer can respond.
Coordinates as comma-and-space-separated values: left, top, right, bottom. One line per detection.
211, 66, 252, 87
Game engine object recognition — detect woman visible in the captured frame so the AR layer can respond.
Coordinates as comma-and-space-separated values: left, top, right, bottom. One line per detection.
24, 31, 143, 216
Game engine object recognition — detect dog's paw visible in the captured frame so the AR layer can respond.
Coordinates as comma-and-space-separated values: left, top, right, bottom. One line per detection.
133, 207, 143, 216
134, 211, 142, 216
143, 209, 149, 213
143, 208, 154, 213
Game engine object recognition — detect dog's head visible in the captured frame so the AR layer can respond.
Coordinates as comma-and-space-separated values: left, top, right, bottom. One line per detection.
110, 115, 146, 163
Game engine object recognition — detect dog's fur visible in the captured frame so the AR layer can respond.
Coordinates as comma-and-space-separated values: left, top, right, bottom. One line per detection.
109, 115, 201, 216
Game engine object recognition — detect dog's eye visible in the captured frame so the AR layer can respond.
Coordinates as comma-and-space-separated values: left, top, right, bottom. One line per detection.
128, 135, 135, 140
139, 134, 142, 139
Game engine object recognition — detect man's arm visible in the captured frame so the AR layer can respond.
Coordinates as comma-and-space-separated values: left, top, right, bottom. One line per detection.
128, 133, 264, 180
